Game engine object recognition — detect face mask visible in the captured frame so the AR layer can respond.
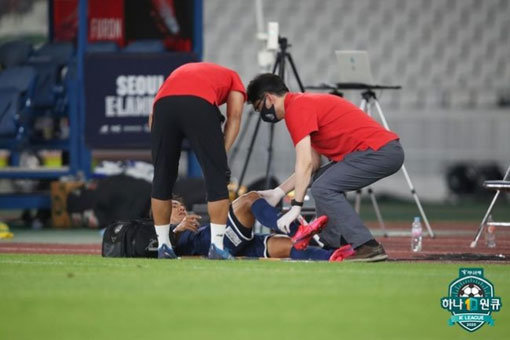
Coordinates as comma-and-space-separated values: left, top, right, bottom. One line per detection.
260, 97, 280, 123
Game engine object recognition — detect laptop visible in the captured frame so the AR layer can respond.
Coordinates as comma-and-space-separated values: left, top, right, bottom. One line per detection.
335, 50, 374, 85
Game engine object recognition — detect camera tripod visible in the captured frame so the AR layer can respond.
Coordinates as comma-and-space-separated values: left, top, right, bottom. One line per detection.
338, 84, 436, 238
234, 37, 305, 195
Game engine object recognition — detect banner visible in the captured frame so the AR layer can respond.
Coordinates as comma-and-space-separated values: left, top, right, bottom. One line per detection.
53, 0, 124, 44
88, 0, 125, 46
53, 0, 195, 50
125, 0, 195, 52
84, 53, 197, 149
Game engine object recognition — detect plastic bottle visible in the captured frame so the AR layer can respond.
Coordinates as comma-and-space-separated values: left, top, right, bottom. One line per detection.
485, 215, 496, 248
411, 216, 423, 252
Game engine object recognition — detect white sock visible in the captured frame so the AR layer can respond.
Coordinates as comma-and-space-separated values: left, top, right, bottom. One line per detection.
210, 223, 226, 250
155, 224, 172, 249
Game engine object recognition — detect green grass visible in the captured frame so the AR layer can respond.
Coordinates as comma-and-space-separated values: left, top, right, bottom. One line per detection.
0, 254, 508, 340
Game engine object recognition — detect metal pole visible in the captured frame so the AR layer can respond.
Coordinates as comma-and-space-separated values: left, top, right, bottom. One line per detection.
470, 164, 510, 248
368, 187, 388, 237
230, 109, 255, 163
237, 116, 263, 195
372, 98, 435, 238
362, 97, 388, 236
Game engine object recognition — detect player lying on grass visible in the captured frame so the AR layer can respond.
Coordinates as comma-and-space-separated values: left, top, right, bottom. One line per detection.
166, 191, 354, 261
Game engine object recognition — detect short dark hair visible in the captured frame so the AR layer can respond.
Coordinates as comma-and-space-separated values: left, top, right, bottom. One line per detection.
172, 194, 185, 205
246, 73, 289, 104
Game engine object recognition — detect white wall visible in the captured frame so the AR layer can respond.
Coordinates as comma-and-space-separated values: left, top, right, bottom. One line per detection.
204, 0, 510, 201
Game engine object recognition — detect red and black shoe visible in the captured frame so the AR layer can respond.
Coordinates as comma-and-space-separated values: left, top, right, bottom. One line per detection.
291, 215, 329, 250
329, 244, 355, 262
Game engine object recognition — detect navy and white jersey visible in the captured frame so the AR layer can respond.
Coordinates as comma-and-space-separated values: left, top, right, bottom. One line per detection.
173, 207, 271, 258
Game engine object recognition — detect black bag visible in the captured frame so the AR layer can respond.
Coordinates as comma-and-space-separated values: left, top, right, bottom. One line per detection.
102, 218, 158, 258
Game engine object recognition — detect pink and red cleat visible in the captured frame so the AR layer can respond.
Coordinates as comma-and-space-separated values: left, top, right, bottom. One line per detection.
329, 244, 355, 262
291, 215, 329, 250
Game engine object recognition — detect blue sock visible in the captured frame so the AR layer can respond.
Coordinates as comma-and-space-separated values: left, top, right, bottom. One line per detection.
288, 221, 300, 237
251, 198, 300, 234
290, 246, 334, 261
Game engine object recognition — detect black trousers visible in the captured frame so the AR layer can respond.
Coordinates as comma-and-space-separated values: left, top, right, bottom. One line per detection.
151, 95, 230, 201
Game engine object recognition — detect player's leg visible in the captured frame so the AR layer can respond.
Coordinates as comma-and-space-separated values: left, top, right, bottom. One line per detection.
179, 97, 231, 256
221, 192, 260, 256
249, 197, 300, 234
231, 191, 260, 228
311, 140, 404, 260
150, 97, 183, 259
241, 234, 347, 261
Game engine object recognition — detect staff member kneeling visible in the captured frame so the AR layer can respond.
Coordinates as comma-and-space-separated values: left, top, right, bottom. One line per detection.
246, 73, 404, 262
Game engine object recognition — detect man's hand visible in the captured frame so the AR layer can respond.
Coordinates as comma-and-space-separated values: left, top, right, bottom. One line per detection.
257, 187, 285, 207
173, 214, 201, 234
277, 206, 301, 234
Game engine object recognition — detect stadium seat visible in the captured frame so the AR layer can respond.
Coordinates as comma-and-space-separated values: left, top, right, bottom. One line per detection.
0, 89, 20, 136
0, 40, 33, 69
27, 42, 74, 107
26, 55, 61, 108
33, 42, 74, 67
87, 41, 119, 53
0, 66, 37, 93
0, 66, 36, 137
123, 39, 166, 53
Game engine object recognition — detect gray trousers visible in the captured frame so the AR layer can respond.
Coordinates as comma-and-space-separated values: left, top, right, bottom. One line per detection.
311, 140, 405, 248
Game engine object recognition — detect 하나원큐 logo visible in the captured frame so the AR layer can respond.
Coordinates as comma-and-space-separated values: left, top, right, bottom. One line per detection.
441, 268, 502, 332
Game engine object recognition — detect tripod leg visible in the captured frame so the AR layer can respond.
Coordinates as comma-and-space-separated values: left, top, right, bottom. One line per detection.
470, 165, 510, 248
367, 187, 388, 237
371, 98, 436, 238
285, 53, 306, 92
230, 109, 255, 163
354, 189, 362, 213
400, 165, 435, 237
264, 123, 275, 189
363, 98, 388, 236
237, 116, 262, 196
273, 51, 283, 75
359, 98, 368, 114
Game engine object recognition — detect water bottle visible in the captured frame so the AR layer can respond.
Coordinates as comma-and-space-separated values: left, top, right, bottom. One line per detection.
485, 215, 496, 248
411, 216, 423, 252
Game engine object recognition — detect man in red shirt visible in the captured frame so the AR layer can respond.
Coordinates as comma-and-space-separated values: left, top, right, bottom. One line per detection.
150, 62, 246, 259
246, 73, 404, 261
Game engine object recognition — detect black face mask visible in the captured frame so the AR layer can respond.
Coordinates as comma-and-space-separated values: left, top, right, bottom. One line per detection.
260, 97, 280, 123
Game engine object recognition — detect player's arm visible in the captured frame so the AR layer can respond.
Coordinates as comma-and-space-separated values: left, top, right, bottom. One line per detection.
223, 90, 245, 152
293, 135, 314, 204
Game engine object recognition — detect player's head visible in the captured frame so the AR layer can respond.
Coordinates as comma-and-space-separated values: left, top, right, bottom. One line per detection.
170, 195, 187, 224
247, 74, 289, 123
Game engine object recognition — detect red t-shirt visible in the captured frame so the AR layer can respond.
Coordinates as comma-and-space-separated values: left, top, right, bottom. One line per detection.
153, 62, 246, 106
284, 92, 399, 161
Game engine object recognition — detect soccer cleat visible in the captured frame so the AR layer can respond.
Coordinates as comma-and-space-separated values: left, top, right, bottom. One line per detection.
329, 244, 355, 262
343, 242, 388, 262
208, 244, 235, 260
291, 215, 329, 250
157, 244, 178, 259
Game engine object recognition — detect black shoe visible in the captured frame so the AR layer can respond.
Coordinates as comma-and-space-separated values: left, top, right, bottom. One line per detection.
344, 242, 388, 262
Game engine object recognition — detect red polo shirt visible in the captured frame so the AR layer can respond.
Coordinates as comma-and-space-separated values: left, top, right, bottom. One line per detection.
284, 92, 399, 161
153, 62, 246, 106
